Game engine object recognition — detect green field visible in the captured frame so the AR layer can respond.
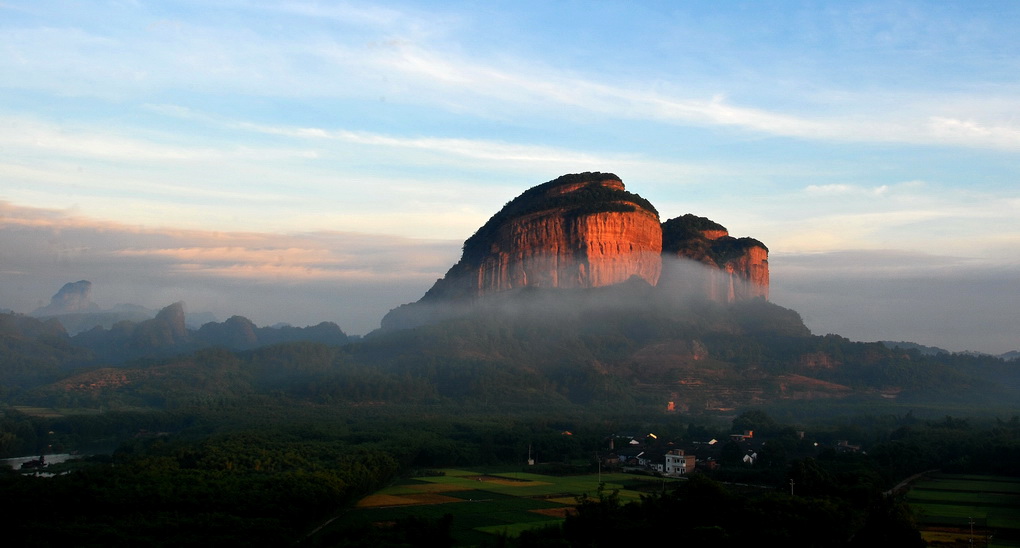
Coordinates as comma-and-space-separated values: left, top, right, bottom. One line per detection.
907, 474, 1020, 546
324, 468, 683, 545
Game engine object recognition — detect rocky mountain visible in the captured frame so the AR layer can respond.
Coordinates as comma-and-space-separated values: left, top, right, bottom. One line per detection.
423, 172, 664, 301
68, 302, 349, 363
31, 280, 100, 316
383, 172, 769, 329
28, 281, 217, 334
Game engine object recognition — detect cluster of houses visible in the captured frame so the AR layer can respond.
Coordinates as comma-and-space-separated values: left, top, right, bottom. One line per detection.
606, 446, 698, 477
598, 428, 866, 478
600, 434, 709, 477
602, 431, 765, 476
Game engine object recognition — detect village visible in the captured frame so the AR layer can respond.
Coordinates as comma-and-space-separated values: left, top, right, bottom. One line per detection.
595, 428, 863, 480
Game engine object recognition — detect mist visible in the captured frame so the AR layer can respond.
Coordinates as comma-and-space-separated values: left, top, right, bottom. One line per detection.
3, 202, 1016, 353
378, 254, 802, 339
0, 202, 459, 335
770, 250, 1020, 354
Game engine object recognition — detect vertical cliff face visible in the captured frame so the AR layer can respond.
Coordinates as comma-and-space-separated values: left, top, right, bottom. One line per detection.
474, 207, 663, 293
723, 245, 769, 300
382, 173, 771, 331
660, 214, 769, 301
423, 172, 662, 301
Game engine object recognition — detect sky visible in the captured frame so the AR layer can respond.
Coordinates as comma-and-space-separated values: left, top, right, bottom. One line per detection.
1, 1, 1018, 353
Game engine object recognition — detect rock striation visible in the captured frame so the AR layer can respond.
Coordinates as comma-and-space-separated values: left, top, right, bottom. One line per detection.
383, 172, 769, 329
660, 214, 769, 301
424, 172, 663, 301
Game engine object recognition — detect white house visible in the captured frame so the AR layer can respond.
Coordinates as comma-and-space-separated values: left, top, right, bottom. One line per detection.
663, 449, 695, 477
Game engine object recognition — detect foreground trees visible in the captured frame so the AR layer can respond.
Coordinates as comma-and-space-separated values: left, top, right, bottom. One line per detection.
2, 428, 398, 547
3, 400, 1019, 545
549, 476, 924, 548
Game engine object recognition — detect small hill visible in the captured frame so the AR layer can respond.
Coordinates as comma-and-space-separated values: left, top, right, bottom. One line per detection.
31, 280, 99, 316
63, 302, 349, 363
29, 281, 217, 335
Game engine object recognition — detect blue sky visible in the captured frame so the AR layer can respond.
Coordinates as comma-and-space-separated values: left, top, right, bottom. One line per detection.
1, 1, 1018, 353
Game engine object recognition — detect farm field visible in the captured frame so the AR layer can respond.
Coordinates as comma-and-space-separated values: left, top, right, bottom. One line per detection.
325, 468, 683, 545
907, 474, 1020, 547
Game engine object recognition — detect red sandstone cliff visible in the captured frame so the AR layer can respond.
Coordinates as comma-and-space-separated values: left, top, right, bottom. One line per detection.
474, 207, 662, 293
424, 172, 662, 300
660, 214, 769, 301
383, 173, 771, 330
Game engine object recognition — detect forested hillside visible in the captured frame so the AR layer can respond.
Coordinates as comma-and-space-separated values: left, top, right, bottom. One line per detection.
3, 282, 1020, 544
1, 283, 1018, 416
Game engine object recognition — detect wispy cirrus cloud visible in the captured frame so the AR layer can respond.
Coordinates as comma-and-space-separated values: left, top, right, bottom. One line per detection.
805, 183, 892, 196
0, 115, 318, 162
319, 38, 1020, 150
927, 116, 1020, 150
151, 104, 725, 183
6, 3, 1020, 152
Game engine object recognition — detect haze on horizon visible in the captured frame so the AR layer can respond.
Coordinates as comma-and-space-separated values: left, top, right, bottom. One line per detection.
1, 1, 1018, 354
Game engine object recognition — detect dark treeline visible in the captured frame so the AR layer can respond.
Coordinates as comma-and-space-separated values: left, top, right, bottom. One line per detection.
4, 404, 1020, 545
536, 475, 924, 547
1, 406, 608, 546
3, 290, 1020, 545
3, 426, 398, 546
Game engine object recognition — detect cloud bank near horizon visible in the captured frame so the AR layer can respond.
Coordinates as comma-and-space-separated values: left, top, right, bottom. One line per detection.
2, 203, 1016, 354
0, 203, 459, 335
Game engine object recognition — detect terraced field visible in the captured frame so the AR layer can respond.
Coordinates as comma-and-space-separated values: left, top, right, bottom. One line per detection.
329, 468, 682, 545
907, 474, 1020, 547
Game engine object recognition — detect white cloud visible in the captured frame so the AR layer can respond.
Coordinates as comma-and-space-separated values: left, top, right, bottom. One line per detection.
804, 183, 893, 196
5, 2, 1020, 154
738, 180, 1020, 258
928, 116, 1020, 149
0, 115, 319, 163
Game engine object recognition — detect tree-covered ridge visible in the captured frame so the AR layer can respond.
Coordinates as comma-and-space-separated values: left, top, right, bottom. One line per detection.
63, 307, 349, 365
661, 213, 728, 245
461, 172, 659, 263
712, 235, 769, 262
5, 287, 1020, 418
6, 402, 1019, 546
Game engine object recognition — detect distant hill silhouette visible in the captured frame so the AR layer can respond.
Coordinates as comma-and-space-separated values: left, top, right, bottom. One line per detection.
3, 282, 1016, 415
23, 301, 349, 365
30, 280, 216, 334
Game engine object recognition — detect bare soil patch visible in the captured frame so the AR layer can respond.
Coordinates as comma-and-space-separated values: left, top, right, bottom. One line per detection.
470, 475, 546, 486
357, 493, 465, 508
530, 507, 573, 518
409, 482, 465, 492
